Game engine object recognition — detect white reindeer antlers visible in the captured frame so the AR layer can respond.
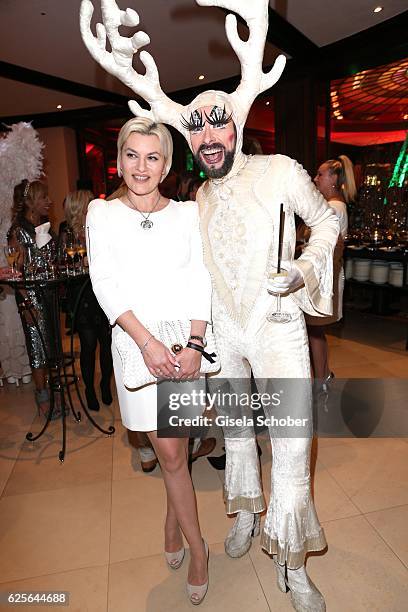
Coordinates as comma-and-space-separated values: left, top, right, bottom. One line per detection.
80, 0, 186, 130
80, 0, 286, 136
196, 0, 286, 114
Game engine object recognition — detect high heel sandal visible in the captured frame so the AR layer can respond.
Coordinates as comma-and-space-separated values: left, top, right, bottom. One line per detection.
164, 547, 185, 570
186, 540, 209, 606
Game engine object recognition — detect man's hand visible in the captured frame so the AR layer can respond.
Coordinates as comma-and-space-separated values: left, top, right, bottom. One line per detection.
267, 262, 303, 295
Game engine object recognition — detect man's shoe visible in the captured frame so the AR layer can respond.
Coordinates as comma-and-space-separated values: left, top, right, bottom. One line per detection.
141, 457, 159, 473
191, 438, 216, 462
225, 511, 261, 558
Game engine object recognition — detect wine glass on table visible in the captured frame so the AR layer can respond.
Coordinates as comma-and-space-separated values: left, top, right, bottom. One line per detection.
76, 232, 87, 274
65, 235, 77, 276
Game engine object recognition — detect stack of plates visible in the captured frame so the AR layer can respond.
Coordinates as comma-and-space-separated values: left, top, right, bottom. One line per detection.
370, 260, 389, 284
389, 262, 404, 287
345, 258, 354, 279
353, 259, 371, 282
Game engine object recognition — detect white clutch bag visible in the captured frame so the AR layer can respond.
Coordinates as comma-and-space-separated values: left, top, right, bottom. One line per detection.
114, 320, 220, 389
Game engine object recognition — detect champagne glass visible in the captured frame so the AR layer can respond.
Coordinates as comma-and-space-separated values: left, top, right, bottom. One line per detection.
266, 267, 293, 324
76, 234, 87, 274
4, 245, 19, 279
65, 235, 77, 276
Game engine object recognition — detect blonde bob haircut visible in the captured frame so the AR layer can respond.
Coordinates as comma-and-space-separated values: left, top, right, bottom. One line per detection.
116, 117, 173, 182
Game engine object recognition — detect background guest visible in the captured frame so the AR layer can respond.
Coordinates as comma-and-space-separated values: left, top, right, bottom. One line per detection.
306, 155, 357, 390
7, 180, 57, 416
63, 189, 113, 411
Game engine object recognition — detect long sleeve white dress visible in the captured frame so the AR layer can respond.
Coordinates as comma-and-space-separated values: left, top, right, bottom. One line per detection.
86, 197, 212, 431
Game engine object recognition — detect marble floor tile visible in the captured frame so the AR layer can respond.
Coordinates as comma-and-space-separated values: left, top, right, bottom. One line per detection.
108, 542, 270, 612
0, 565, 108, 612
365, 504, 408, 568
3, 434, 113, 496
0, 482, 111, 582
317, 438, 408, 513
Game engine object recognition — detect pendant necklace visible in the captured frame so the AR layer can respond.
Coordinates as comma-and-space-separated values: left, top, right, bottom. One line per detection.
126, 191, 161, 229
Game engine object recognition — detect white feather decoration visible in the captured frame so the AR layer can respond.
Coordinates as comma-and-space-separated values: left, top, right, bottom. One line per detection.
0, 122, 44, 265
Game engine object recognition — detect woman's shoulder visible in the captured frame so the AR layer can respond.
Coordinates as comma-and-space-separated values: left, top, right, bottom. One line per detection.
170, 199, 199, 215
87, 197, 123, 218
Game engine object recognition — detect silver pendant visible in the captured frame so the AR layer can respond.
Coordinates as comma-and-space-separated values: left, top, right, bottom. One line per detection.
141, 219, 153, 229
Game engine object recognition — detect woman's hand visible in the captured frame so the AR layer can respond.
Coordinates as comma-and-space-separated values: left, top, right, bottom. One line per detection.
174, 347, 201, 381
142, 337, 180, 379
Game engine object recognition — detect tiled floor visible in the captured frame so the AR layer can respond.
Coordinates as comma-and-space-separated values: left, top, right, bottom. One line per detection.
0, 311, 407, 611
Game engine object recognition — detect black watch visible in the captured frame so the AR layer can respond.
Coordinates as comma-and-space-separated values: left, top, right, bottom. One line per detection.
189, 335, 207, 347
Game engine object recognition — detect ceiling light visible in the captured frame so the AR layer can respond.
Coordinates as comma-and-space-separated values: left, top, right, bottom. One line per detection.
56, 104, 62, 110
336, 115, 344, 120
265, 101, 270, 106
198, 75, 205, 80
373, 6, 383, 13
404, 114, 408, 120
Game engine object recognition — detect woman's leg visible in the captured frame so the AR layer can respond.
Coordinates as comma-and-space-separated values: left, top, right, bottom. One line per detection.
32, 367, 46, 391
307, 324, 329, 380
147, 432, 207, 585
78, 326, 99, 410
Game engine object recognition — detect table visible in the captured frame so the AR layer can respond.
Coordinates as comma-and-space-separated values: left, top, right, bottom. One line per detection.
0, 273, 115, 462
344, 246, 408, 349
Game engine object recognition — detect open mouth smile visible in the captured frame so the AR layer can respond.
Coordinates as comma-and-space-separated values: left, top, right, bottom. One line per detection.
200, 146, 225, 166
132, 175, 149, 181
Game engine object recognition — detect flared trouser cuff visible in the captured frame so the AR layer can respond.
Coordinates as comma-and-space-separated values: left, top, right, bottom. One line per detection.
261, 529, 327, 570
223, 437, 266, 514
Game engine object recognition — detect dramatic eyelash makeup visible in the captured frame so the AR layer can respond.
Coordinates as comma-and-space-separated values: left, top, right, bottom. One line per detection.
180, 106, 233, 131
204, 105, 233, 126
180, 109, 205, 131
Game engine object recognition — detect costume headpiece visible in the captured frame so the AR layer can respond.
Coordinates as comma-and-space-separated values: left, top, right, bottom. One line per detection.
0, 123, 44, 265
80, 0, 286, 153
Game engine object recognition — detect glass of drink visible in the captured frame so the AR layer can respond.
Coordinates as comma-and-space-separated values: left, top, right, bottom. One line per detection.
266, 268, 294, 324
76, 237, 87, 274
65, 236, 77, 276
4, 245, 19, 279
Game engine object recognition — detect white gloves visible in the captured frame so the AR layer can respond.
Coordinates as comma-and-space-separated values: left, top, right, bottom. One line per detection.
35, 222, 52, 248
267, 261, 304, 295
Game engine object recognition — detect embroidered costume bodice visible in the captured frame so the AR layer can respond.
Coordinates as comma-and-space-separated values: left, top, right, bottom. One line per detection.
197, 153, 340, 327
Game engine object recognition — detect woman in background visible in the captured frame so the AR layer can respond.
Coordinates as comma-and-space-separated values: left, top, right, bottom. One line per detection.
7, 180, 56, 415
306, 155, 357, 391
63, 189, 113, 411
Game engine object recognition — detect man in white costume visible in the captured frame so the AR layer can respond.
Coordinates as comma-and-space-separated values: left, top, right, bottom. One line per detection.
80, 1, 339, 609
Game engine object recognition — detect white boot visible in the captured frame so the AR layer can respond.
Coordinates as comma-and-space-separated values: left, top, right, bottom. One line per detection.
286, 565, 326, 612
273, 559, 288, 593
224, 510, 261, 558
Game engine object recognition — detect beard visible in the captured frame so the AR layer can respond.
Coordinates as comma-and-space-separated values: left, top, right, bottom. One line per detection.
194, 144, 236, 179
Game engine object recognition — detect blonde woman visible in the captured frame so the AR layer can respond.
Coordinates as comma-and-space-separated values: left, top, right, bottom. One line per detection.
86, 117, 211, 604
307, 155, 357, 388
63, 190, 113, 412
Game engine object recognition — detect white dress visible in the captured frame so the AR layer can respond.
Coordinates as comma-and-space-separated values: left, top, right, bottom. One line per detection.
305, 198, 348, 326
86, 198, 212, 431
